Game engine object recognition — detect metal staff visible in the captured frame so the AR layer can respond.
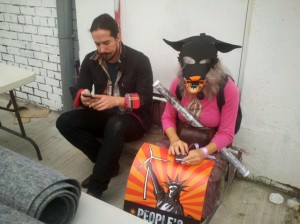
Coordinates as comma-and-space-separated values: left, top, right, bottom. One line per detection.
153, 80, 204, 128
153, 80, 250, 177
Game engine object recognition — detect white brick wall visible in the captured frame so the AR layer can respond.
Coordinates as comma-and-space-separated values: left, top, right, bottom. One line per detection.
15, 90, 29, 99
0, 0, 79, 111
7, 46, 20, 54
18, 32, 31, 41
12, 1, 26, 6
21, 85, 33, 94
15, 55, 27, 64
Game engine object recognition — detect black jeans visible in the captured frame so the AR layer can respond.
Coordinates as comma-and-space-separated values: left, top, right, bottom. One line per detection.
56, 108, 145, 195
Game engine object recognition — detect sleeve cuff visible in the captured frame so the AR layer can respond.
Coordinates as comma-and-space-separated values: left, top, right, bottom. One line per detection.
73, 89, 84, 108
124, 93, 140, 109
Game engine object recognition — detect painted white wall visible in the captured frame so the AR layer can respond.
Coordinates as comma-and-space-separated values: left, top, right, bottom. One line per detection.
75, 0, 246, 88
121, 0, 246, 88
76, 0, 114, 62
235, 0, 300, 188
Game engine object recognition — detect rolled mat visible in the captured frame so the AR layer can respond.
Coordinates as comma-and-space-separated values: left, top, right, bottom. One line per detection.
0, 145, 81, 224
0, 202, 44, 224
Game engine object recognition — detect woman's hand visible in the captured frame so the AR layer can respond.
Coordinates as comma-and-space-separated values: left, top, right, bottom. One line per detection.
169, 139, 189, 156
181, 149, 205, 165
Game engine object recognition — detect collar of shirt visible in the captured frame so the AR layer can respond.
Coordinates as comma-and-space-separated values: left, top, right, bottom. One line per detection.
89, 43, 125, 100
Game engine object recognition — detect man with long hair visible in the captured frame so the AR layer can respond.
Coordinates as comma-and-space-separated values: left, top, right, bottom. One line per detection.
56, 14, 153, 199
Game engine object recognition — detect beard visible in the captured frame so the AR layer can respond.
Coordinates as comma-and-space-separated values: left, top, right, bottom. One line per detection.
102, 52, 115, 60
101, 44, 120, 61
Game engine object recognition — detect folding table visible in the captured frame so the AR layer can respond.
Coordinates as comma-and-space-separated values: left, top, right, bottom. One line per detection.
0, 63, 42, 160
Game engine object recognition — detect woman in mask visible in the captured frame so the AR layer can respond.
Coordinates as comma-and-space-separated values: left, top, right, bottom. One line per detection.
161, 33, 241, 220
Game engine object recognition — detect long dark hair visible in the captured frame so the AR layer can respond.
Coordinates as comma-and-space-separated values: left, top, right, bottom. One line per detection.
90, 13, 119, 38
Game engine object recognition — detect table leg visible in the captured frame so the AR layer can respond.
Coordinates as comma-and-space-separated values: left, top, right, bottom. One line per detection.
0, 91, 42, 160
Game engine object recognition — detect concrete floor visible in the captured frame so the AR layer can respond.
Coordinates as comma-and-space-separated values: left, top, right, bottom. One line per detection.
0, 94, 299, 224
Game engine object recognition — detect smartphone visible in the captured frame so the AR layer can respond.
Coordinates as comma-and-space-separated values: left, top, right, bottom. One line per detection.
175, 153, 187, 163
82, 93, 94, 98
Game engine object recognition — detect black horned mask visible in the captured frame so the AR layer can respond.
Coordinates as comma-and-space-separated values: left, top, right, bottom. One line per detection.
163, 33, 241, 99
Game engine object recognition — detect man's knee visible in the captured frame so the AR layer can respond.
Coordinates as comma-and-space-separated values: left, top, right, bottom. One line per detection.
105, 117, 124, 134
56, 112, 70, 133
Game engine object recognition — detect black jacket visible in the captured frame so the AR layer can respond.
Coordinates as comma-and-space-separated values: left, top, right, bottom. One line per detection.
77, 44, 153, 130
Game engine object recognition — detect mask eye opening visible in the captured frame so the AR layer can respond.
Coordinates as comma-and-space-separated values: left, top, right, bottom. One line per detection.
199, 59, 212, 64
181, 56, 195, 65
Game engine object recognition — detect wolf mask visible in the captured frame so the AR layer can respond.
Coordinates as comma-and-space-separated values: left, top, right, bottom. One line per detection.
163, 33, 241, 99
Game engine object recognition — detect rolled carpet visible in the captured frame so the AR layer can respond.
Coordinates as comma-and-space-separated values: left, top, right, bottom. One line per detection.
0, 145, 81, 224
0, 202, 44, 224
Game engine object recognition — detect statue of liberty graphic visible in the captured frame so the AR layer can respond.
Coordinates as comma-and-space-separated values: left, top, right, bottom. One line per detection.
138, 145, 188, 216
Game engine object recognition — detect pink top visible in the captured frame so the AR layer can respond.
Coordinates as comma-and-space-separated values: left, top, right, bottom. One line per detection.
162, 77, 240, 150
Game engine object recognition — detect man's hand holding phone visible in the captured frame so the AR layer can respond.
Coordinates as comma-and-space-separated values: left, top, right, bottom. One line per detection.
81, 89, 123, 111
81, 90, 94, 106
82, 93, 94, 99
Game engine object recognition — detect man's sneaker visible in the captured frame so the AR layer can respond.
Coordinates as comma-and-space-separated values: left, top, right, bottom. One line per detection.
81, 175, 91, 188
81, 163, 120, 188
